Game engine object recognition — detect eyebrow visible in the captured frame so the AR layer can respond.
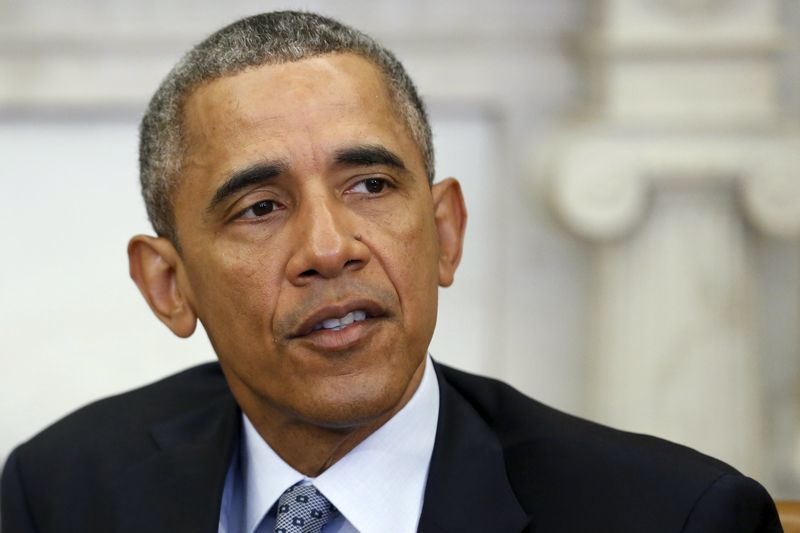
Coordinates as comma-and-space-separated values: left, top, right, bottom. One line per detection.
206, 145, 406, 212
333, 144, 407, 171
207, 160, 288, 211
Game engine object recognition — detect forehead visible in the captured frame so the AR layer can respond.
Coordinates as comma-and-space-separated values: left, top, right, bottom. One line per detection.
193, 53, 389, 117
180, 53, 416, 170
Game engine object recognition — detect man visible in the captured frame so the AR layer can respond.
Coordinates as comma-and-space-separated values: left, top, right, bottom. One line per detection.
0, 11, 783, 533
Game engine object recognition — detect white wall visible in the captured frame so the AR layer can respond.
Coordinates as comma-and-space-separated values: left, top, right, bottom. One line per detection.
0, 121, 209, 458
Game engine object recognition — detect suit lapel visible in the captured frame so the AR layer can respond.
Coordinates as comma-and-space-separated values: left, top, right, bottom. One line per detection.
418, 363, 531, 533
105, 392, 240, 533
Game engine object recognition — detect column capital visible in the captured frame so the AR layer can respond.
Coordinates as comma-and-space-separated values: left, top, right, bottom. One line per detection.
551, 138, 647, 241
549, 130, 800, 240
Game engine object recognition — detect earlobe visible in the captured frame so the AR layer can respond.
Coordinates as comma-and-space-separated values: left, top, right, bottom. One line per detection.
431, 178, 467, 287
127, 235, 198, 338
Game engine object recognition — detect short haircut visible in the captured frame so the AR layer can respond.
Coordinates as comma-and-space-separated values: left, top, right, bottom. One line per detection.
139, 11, 434, 245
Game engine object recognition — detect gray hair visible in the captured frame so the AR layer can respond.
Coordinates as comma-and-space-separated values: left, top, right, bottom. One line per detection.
139, 11, 434, 244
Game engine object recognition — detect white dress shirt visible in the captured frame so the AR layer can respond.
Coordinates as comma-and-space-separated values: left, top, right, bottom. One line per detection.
219, 355, 440, 533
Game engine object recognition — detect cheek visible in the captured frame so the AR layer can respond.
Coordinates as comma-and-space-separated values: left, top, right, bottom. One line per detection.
188, 245, 284, 339
373, 200, 440, 315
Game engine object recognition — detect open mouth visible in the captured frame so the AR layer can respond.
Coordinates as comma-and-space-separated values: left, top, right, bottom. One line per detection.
292, 299, 388, 339
311, 309, 368, 332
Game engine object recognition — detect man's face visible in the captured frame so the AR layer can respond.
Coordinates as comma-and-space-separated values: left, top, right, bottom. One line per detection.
169, 53, 456, 431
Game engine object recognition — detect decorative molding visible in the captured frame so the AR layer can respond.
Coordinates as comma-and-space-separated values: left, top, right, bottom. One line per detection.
604, 0, 778, 51
550, 131, 800, 240
0, 34, 574, 112
643, 0, 741, 18
0, 0, 581, 110
551, 139, 648, 241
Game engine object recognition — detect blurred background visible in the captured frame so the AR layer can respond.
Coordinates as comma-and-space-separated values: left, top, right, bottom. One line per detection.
2, 0, 800, 498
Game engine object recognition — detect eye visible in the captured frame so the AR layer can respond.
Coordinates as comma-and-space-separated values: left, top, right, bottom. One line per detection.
348, 177, 390, 194
240, 199, 279, 219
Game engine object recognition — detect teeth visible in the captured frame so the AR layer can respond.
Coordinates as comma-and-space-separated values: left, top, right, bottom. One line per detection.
322, 318, 341, 329
312, 309, 368, 332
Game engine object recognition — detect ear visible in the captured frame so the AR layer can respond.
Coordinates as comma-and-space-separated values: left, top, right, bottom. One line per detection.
431, 177, 467, 287
127, 235, 197, 338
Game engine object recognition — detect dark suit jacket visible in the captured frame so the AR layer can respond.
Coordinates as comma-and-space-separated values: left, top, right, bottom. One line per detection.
1, 362, 783, 532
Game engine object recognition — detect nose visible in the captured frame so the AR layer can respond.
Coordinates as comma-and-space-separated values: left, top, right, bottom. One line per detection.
286, 192, 371, 285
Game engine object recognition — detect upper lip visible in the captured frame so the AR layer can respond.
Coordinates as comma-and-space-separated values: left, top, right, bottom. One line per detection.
291, 299, 388, 338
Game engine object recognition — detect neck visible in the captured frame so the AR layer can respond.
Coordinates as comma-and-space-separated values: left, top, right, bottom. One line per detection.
254, 419, 384, 477
232, 360, 426, 477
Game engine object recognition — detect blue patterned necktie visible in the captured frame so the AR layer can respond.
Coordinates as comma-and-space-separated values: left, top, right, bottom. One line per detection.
273, 484, 339, 533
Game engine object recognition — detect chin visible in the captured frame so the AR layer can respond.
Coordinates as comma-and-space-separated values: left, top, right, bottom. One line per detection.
292, 373, 413, 430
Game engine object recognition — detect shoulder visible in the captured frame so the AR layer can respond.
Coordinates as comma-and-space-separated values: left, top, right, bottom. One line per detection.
436, 362, 733, 475
435, 363, 782, 532
2, 363, 235, 531
3, 362, 230, 488
14, 362, 229, 458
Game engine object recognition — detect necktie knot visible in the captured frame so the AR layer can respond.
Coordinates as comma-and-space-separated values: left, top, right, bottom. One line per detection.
274, 484, 338, 533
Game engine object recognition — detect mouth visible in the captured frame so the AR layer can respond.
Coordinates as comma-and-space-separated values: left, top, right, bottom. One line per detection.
291, 299, 388, 339
311, 309, 368, 332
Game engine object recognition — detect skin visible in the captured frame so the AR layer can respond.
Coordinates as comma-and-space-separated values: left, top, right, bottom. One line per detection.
128, 53, 467, 476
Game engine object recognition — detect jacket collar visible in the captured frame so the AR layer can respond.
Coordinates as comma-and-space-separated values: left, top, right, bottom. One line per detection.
418, 363, 531, 533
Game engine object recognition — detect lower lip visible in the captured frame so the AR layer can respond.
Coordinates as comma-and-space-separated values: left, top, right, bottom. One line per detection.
296, 320, 377, 351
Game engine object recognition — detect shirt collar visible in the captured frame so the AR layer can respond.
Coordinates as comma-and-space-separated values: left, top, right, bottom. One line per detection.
242, 355, 440, 533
